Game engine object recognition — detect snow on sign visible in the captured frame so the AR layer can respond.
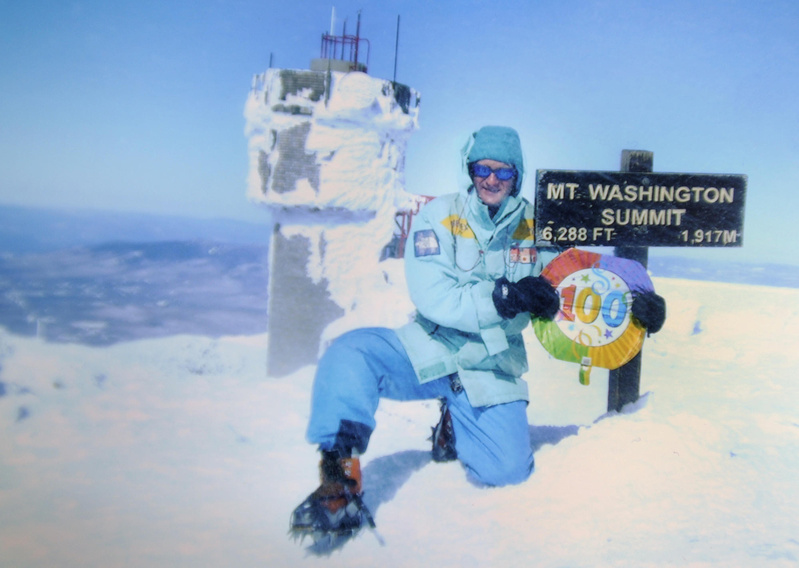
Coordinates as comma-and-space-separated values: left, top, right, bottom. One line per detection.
534, 170, 747, 247
533, 248, 654, 385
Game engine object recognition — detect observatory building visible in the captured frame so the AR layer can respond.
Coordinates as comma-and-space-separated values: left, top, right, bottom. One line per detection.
244, 13, 423, 376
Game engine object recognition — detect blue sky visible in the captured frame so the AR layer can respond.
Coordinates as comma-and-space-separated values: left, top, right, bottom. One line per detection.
1, 0, 797, 264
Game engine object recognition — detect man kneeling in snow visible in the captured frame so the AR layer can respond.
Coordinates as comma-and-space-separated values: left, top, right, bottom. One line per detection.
290, 126, 666, 541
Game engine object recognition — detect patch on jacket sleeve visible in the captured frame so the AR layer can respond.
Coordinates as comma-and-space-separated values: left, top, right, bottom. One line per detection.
414, 229, 440, 257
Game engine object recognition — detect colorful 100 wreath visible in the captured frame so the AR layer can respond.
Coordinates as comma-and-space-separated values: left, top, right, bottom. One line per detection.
532, 248, 655, 385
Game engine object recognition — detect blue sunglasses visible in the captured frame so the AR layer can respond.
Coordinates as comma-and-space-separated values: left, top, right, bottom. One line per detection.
469, 163, 517, 181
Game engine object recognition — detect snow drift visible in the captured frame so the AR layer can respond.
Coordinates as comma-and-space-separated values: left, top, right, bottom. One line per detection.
1, 271, 797, 567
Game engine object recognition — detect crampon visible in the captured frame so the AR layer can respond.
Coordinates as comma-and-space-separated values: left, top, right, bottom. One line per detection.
289, 451, 378, 554
430, 398, 457, 463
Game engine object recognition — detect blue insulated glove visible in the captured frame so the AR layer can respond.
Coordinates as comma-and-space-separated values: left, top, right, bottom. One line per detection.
631, 291, 666, 334
492, 276, 560, 320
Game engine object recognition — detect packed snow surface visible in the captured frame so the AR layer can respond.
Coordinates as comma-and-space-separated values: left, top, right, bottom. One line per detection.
1, 270, 797, 567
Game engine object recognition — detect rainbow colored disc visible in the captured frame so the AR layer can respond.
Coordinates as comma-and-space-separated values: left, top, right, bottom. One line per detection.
532, 248, 654, 384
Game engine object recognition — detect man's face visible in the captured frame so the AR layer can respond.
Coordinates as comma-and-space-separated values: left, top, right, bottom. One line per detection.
471, 159, 516, 207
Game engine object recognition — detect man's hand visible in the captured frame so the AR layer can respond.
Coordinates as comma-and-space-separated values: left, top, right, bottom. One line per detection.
631, 291, 666, 334
492, 276, 560, 320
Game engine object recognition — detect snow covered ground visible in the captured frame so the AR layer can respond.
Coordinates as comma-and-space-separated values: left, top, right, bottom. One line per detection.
1, 257, 798, 567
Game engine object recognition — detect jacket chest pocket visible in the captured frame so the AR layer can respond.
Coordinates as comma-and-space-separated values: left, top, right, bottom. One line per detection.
457, 240, 505, 280
483, 250, 505, 279
454, 238, 483, 273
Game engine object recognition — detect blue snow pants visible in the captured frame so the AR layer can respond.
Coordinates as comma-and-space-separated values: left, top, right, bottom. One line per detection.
306, 328, 534, 487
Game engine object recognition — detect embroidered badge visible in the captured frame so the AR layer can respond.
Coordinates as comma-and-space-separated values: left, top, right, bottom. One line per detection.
512, 218, 535, 241
510, 247, 537, 264
414, 229, 441, 257
441, 215, 476, 239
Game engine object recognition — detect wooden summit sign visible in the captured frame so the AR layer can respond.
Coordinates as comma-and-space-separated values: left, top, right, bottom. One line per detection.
534, 170, 747, 248
533, 150, 747, 414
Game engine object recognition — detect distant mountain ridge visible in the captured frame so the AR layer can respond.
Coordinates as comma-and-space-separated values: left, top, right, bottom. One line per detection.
0, 238, 269, 345
0, 204, 272, 253
0, 204, 797, 289
647, 256, 799, 289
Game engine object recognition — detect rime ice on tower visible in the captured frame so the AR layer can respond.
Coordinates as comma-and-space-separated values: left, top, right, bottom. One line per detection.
243, 30, 421, 377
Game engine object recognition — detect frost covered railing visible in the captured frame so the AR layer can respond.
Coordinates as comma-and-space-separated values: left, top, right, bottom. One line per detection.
317, 10, 370, 73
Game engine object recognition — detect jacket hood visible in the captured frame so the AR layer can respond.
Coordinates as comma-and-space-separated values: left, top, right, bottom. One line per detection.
462, 126, 525, 196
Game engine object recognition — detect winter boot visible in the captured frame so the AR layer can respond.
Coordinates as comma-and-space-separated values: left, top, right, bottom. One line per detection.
289, 450, 375, 545
430, 398, 457, 463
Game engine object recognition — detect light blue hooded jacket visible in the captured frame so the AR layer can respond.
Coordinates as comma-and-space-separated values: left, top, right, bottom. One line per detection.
395, 127, 559, 407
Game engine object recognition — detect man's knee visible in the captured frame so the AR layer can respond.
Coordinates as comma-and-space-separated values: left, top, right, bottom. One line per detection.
466, 451, 534, 487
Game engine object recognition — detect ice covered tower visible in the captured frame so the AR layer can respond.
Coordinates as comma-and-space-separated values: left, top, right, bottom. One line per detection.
244, 17, 421, 377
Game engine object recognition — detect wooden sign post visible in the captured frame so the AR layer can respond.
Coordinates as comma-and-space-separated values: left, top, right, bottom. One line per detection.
610, 151, 653, 413
534, 151, 747, 412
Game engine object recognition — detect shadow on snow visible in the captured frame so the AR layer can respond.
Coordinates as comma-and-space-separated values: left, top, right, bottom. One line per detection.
300, 425, 582, 554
